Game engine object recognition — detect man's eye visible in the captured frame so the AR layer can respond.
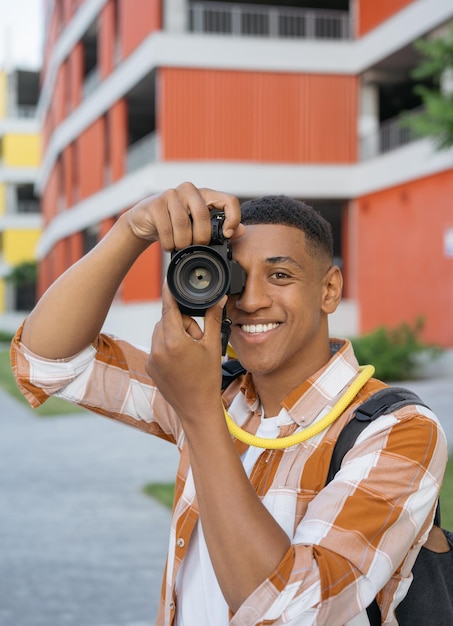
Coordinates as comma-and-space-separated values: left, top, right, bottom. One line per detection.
271, 272, 289, 280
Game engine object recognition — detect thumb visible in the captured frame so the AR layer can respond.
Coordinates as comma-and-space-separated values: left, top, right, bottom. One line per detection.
203, 296, 228, 345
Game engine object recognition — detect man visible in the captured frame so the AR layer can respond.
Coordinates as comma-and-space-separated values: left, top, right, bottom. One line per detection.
11, 182, 448, 625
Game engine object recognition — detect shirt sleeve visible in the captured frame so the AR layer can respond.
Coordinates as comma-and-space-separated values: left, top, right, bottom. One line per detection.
231, 406, 448, 625
10, 324, 183, 445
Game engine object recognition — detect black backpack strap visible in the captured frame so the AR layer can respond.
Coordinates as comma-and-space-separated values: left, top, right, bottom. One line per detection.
221, 359, 246, 391
353, 387, 428, 422
326, 387, 428, 485
325, 387, 429, 626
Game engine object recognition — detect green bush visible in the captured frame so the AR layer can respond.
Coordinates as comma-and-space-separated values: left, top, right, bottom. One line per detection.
0, 330, 14, 343
350, 319, 442, 381
5, 261, 37, 287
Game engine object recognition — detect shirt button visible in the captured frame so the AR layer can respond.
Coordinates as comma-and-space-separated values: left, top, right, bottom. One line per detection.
177, 537, 185, 548
169, 601, 175, 610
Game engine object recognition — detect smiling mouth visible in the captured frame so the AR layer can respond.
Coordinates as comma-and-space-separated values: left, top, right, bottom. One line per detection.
240, 323, 280, 334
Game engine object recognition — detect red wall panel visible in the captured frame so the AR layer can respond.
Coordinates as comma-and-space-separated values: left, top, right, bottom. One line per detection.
120, 0, 161, 58
99, 0, 115, 78
37, 255, 52, 299
160, 69, 358, 163
54, 64, 65, 127
357, 0, 415, 37
355, 169, 453, 347
69, 43, 84, 109
122, 243, 162, 302
68, 232, 83, 267
41, 166, 59, 225
108, 99, 127, 181
78, 119, 105, 199
53, 239, 67, 281
62, 144, 73, 207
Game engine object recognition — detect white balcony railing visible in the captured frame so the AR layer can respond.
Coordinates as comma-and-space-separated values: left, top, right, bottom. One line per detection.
361, 109, 422, 160
83, 67, 100, 99
189, 2, 350, 40
17, 105, 38, 118
126, 132, 158, 173
17, 200, 40, 214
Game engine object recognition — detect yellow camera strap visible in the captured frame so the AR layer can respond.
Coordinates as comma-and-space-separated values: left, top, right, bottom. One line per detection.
222, 364, 375, 449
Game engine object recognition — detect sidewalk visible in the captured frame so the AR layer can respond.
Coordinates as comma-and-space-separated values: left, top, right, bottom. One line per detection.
0, 377, 451, 626
0, 389, 179, 626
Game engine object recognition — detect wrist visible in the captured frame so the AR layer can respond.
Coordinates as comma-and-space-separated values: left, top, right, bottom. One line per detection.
181, 404, 229, 443
114, 213, 154, 254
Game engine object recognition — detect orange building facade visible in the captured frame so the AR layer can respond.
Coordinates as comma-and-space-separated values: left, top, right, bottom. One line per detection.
36, 0, 453, 347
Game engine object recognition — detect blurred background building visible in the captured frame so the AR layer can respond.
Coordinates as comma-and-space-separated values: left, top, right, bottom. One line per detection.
2, 0, 453, 348
0, 67, 41, 327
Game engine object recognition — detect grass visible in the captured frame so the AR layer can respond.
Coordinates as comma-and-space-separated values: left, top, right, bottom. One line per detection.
144, 463, 453, 529
143, 482, 175, 509
0, 348, 85, 416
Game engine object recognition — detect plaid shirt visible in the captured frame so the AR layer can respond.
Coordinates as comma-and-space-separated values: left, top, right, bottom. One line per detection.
11, 329, 447, 626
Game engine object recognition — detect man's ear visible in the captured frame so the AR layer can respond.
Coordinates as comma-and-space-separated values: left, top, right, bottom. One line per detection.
321, 265, 343, 314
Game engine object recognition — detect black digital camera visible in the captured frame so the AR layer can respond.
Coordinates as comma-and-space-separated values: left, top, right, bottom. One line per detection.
167, 211, 246, 316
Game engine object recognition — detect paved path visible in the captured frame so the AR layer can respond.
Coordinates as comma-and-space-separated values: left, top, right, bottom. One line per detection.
0, 390, 179, 626
0, 378, 451, 626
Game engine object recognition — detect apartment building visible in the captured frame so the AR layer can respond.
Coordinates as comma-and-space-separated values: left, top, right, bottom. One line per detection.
0, 67, 41, 331
36, 0, 453, 347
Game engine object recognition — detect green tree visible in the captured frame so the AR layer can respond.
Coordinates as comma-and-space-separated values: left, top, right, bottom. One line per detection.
405, 28, 453, 150
5, 261, 38, 311
5, 261, 37, 287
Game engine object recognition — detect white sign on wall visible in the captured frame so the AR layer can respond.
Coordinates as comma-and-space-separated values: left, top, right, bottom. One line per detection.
444, 226, 453, 258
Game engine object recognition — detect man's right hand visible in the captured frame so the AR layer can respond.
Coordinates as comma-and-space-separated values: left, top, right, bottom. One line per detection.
20, 182, 243, 359
126, 181, 244, 251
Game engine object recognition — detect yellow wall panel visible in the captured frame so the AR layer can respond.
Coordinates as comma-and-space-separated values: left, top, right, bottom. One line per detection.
3, 229, 40, 264
3, 134, 41, 167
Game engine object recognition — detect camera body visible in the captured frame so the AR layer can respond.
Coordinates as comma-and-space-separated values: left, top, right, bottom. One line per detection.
167, 211, 246, 316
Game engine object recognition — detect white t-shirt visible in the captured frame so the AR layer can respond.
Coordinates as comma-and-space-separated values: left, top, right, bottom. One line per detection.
175, 410, 281, 625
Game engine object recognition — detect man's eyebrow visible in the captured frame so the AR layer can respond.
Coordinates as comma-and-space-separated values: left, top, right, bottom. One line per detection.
265, 256, 304, 270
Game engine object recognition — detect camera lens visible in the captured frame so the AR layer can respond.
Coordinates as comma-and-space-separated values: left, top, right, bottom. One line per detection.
167, 245, 230, 314
188, 266, 212, 291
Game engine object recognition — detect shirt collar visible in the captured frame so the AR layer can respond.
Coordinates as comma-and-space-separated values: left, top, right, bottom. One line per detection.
239, 339, 361, 427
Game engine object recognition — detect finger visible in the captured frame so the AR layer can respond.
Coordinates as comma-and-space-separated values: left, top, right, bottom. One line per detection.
131, 191, 190, 252
202, 296, 228, 347
160, 280, 182, 321
182, 315, 204, 340
162, 187, 194, 250
175, 182, 212, 245
199, 188, 243, 239
161, 282, 204, 340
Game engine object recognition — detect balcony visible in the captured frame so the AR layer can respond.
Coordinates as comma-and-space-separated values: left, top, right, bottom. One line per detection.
17, 200, 40, 214
83, 67, 100, 99
17, 105, 38, 119
126, 132, 159, 173
189, 2, 351, 40
361, 109, 422, 160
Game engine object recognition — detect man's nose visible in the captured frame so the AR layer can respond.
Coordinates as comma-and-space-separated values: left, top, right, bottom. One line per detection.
234, 276, 272, 312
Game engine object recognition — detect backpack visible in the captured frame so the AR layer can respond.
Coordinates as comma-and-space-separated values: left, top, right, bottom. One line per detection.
327, 388, 453, 625
222, 362, 453, 625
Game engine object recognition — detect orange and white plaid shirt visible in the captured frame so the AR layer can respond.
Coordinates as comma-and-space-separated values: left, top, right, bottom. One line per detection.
11, 329, 448, 626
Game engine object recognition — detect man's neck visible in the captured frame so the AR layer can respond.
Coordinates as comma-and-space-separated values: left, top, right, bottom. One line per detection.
252, 344, 333, 418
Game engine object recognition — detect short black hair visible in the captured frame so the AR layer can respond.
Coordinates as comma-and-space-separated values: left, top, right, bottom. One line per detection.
240, 195, 333, 262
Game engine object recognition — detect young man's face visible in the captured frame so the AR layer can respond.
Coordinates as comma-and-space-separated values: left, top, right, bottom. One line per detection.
226, 223, 339, 379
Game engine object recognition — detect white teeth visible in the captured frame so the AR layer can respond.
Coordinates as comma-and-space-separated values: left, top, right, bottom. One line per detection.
241, 323, 279, 334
